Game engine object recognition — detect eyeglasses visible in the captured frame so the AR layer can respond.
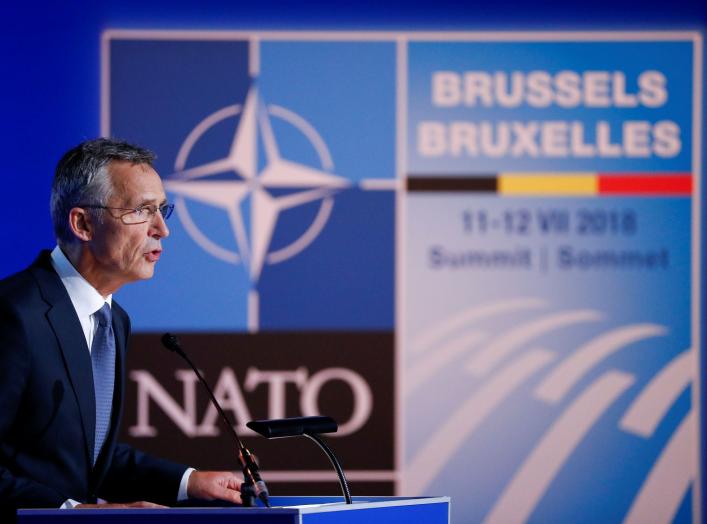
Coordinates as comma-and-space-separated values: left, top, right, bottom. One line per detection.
78, 203, 174, 225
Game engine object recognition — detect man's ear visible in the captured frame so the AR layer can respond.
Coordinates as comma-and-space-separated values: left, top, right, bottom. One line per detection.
68, 207, 94, 242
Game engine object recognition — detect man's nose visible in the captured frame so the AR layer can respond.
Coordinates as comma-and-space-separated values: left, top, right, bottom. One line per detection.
151, 210, 170, 238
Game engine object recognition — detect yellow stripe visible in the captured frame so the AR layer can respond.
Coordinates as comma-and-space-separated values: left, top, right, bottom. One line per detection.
502, 172, 595, 178
499, 175, 598, 195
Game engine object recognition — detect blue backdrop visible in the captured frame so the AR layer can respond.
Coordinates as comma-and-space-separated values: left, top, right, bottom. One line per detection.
1, 1, 705, 520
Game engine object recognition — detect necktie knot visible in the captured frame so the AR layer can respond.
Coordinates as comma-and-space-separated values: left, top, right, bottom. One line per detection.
94, 303, 111, 327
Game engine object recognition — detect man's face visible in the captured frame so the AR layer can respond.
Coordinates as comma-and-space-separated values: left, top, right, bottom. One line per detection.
87, 160, 169, 288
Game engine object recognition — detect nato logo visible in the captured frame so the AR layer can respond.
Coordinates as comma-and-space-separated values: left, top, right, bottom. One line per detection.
105, 36, 397, 332
166, 84, 349, 284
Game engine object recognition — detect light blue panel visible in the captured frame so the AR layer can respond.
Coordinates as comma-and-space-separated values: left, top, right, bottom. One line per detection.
255, 40, 397, 329
404, 195, 693, 522
259, 40, 396, 183
403, 36, 697, 524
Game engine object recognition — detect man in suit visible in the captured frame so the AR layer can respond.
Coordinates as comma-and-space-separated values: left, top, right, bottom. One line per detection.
0, 138, 243, 512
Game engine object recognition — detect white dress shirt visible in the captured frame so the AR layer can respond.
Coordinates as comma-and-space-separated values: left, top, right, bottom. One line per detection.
50, 246, 112, 351
50, 246, 193, 508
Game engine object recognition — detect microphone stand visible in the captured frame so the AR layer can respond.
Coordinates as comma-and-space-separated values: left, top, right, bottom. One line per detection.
302, 432, 352, 505
247, 416, 352, 505
161, 333, 270, 508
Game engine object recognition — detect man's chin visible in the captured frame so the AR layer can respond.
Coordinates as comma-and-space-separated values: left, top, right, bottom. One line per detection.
133, 262, 156, 281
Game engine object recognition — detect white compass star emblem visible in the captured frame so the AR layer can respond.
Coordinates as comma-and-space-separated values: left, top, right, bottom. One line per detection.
165, 85, 349, 283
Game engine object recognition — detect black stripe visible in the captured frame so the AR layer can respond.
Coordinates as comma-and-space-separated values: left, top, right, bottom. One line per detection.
407, 176, 497, 192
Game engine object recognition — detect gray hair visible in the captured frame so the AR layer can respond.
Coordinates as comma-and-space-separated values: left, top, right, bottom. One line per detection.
50, 138, 156, 244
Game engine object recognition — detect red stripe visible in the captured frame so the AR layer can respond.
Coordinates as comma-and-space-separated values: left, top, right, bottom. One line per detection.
598, 175, 692, 195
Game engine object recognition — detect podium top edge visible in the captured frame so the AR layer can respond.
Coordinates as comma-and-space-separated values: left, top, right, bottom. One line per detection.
17, 496, 451, 516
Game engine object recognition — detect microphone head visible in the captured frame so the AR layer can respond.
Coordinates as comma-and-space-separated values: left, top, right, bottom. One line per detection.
161, 332, 183, 354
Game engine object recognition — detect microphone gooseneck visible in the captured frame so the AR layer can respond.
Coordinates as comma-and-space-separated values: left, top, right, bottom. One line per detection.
161, 333, 270, 507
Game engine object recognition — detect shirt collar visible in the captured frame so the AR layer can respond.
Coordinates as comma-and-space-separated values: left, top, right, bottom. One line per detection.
50, 245, 112, 318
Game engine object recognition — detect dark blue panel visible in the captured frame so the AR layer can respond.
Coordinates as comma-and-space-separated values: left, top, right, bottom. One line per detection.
110, 39, 250, 176
259, 189, 395, 330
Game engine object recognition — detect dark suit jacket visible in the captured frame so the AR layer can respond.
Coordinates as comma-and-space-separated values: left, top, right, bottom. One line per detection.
0, 251, 187, 510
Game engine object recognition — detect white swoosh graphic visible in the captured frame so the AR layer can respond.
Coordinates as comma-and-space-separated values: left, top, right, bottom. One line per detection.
484, 371, 635, 524
534, 324, 667, 404
405, 331, 487, 395
404, 349, 555, 495
620, 349, 693, 437
466, 310, 603, 377
412, 298, 546, 355
623, 410, 695, 524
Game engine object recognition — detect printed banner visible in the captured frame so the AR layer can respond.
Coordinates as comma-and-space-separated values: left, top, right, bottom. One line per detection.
107, 36, 396, 332
104, 31, 701, 523
106, 34, 397, 495
403, 36, 700, 523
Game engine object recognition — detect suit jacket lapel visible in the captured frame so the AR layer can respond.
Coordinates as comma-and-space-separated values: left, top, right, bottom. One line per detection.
111, 304, 127, 429
30, 251, 95, 468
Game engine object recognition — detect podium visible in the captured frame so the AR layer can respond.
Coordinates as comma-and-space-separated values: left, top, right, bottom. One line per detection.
17, 496, 450, 523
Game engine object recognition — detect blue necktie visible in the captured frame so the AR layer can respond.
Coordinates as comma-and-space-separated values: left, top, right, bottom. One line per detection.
91, 303, 115, 465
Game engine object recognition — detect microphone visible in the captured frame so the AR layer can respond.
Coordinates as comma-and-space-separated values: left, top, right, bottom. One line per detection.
161, 333, 270, 507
